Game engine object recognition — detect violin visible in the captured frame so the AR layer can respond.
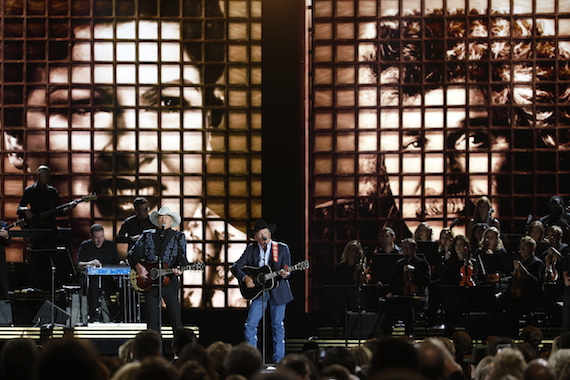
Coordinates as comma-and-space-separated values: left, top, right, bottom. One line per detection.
511, 260, 528, 298
403, 264, 419, 296
545, 248, 561, 283
459, 258, 476, 287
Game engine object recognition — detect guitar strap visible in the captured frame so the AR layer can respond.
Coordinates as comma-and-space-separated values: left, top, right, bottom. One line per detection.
272, 242, 279, 263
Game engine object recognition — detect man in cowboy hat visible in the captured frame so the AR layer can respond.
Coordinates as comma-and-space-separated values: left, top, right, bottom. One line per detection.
127, 206, 189, 332
231, 219, 293, 363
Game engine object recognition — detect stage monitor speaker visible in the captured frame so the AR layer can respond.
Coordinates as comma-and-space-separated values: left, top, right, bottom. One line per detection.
0, 300, 13, 326
33, 300, 70, 326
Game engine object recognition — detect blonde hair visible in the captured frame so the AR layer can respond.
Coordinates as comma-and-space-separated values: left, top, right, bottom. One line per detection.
340, 240, 364, 264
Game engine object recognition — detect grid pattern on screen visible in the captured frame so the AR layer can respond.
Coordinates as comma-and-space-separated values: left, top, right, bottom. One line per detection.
0, 0, 261, 308
309, 0, 570, 309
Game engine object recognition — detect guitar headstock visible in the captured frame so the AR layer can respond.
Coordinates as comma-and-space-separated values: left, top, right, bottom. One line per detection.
294, 260, 310, 270
82, 193, 98, 202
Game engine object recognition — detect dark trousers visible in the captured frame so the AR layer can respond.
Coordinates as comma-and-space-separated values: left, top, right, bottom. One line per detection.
144, 276, 183, 332
380, 297, 425, 337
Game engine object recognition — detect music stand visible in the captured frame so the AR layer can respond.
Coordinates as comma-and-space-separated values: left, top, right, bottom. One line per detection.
324, 285, 378, 344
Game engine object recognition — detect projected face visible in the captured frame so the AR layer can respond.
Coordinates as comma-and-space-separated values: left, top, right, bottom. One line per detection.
380, 87, 508, 236
18, 21, 205, 219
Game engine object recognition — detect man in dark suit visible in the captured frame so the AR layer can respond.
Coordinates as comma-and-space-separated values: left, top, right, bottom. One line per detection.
231, 219, 293, 363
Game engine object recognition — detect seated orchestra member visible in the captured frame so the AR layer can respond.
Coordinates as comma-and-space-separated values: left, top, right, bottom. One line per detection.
379, 238, 431, 337
466, 196, 501, 242
474, 227, 510, 291
440, 235, 475, 334
426, 227, 454, 326
76, 224, 121, 323
541, 225, 568, 325
527, 220, 549, 258
539, 196, 570, 242
470, 222, 489, 253
116, 197, 153, 251
562, 245, 570, 332
127, 206, 189, 332
495, 236, 545, 338
369, 227, 401, 284
331, 240, 367, 286
414, 222, 433, 242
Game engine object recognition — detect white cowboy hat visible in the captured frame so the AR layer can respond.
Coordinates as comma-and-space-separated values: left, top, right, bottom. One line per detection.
149, 206, 181, 228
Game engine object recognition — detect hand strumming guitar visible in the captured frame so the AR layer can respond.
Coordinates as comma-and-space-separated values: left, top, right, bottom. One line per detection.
244, 275, 255, 288
136, 262, 149, 280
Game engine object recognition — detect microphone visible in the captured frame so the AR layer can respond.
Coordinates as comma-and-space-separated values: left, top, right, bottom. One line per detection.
449, 218, 459, 230
525, 214, 533, 227
160, 224, 166, 239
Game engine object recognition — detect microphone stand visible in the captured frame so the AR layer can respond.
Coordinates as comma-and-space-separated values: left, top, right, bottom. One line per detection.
158, 225, 166, 336
261, 239, 268, 366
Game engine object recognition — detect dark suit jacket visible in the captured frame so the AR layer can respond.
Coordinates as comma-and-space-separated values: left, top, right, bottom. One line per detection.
231, 240, 294, 305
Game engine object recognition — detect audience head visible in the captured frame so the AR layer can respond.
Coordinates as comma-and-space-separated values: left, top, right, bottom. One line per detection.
320, 347, 356, 374
37, 338, 107, 380
133, 329, 162, 361
487, 348, 526, 380
206, 341, 232, 379
137, 356, 178, 380
416, 339, 446, 380
523, 359, 555, 380
179, 360, 211, 380
173, 328, 198, 358
176, 342, 217, 380
0, 338, 40, 380
111, 362, 141, 380
277, 354, 312, 380
547, 349, 570, 379
555, 332, 570, 350
521, 326, 543, 352
369, 337, 419, 376
223, 342, 263, 379
472, 356, 494, 380
320, 364, 351, 380
349, 345, 373, 368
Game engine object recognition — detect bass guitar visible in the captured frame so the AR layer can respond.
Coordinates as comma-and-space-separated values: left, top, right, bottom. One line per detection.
239, 260, 309, 301
18, 193, 97, 228
129, 261, 204, 292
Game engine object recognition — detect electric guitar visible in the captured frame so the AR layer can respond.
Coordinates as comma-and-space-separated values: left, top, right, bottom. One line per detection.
129, 261, 204, 292
239, 260, 310, 301
18, 193, 97, 228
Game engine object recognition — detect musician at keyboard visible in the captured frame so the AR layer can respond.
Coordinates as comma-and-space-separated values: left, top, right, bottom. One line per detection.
77, 223, 121, 323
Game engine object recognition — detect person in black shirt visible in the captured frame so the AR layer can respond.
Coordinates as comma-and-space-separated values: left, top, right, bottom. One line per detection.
127, 206, 189, 332
380, 238, 431, 337
116, 197, 153, 251
77, 224, 121, 322
332, 240, 366, 286
495, 236, 545, 338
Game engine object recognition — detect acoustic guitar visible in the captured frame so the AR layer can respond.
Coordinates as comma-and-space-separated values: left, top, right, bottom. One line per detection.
238, 260, 309, 301
130, 261, 204, 292
17, 193, 97, 228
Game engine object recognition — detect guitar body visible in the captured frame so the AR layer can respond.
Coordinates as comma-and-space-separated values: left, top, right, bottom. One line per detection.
130, 262, 171, 292
239, 265, 279, 301
238, 260, 310, 301
130, 261, 204, 293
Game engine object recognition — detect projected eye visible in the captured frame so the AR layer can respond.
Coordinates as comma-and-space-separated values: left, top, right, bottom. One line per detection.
402, 135, 425, 150
453, 131, 488, 150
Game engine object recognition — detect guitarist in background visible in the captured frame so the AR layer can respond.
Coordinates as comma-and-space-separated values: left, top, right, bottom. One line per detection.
231, 219, 292, 364
127, 206, 188, 333
17, 165, 76, 288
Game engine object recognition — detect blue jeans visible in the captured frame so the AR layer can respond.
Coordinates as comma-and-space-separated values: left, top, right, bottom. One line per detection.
244, 292, 286, 363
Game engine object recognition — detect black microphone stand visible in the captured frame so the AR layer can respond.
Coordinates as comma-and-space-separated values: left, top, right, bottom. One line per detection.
157, 225, 166, 335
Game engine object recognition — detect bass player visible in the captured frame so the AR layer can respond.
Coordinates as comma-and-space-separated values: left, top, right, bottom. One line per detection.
231, 219, 292, 364
127, 206, 188, 333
